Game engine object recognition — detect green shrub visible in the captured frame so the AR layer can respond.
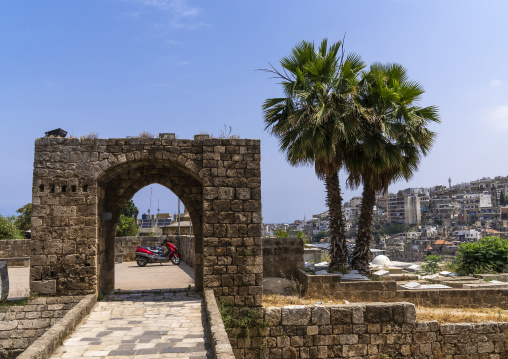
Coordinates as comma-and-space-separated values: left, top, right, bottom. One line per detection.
422, 255, 442, 274
274, 227, 289, 238
0, 215, 24, 239
455, 236, 508, 275
116, 214, 138, 237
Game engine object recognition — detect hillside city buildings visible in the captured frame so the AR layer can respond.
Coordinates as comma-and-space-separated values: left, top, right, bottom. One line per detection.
263, 175, 508, 262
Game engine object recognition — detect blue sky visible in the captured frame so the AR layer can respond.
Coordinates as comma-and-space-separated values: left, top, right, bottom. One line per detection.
1, 0, 508, 223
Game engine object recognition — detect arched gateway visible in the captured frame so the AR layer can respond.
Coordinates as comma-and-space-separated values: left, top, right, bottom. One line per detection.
31, 133, 262, 306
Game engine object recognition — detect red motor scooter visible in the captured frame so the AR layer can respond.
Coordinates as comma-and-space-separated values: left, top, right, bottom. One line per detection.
134, 238, 181, 266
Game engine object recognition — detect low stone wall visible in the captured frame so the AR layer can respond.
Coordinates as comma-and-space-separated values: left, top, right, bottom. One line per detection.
0, 239, 30, 266
298, 269, 398, 301
115, 236, 194, 267
298, 269, 508, 309
231, 302, 508, 358
0, 296, 85, 358
172, 236, 194, 268
203, 289, 235, 359
263, 238, 304, 278
114, 236, 165, 260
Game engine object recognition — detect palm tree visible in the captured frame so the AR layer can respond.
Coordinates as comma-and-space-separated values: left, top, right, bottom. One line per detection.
262, 39, 364, 270
348, 63, 440, 275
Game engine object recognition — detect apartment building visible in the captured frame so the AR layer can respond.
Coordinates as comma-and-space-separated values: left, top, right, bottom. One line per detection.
459, 192, 492, 223
387, 194, 421, 225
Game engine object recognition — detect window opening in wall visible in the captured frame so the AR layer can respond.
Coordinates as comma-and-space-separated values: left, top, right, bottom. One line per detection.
50, 184, 55, 193
71, 185, 76, 192
82, 185, 88, 193
39, 184, 44, 192
62, 185, 67, 193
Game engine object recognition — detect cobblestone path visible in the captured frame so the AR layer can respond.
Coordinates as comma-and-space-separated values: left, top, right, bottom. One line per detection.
51, 291, 212, 358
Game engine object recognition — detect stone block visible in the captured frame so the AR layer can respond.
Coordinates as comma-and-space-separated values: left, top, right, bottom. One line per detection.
282, 306, 311, 326
311, 306, 330, 325
31, 280, 56, 295
364, 303, 393, 323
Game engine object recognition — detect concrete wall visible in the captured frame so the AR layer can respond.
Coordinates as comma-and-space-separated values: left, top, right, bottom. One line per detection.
263, 238, 304, 278
231, 302, 508, 358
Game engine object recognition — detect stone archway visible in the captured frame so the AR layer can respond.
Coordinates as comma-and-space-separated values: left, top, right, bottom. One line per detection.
31, 134, 262, 306
96, 159, 204, 294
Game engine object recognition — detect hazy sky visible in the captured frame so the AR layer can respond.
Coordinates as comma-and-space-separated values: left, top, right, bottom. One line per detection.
1, 1, 508, 223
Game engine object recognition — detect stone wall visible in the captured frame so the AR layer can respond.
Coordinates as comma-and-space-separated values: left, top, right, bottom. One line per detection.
298, 269, 508, 309
114, 235, 195, 267
230, 302, 508, 358
114, 236, 162, 260
298, 269, 397, 301
263, 238, 304, 278
0, 239, 30, 266
0, 296, 83, 358
31, 135, 262, 306
171, 236, 194, 268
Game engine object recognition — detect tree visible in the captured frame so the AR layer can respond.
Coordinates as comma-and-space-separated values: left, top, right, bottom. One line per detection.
263, 39, 365, 271
116, 214, 138, 237
15, 203, 32, 231
274, 227, 289, 238
0, 215, 24, 239
122, 200, 139, 219
348, 64, 439, 275
422, 255, 442, 274
455, 236, 508, 275
296, 230, 309, 243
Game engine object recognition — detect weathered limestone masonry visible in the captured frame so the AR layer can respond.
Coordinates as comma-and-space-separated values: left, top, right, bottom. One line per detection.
0, 296, 84, 359
263, 237, 304, 278
0, 239, 30, 267
231, 303, 508, 358
31, 135, 262, 306
298, 269, 508, 309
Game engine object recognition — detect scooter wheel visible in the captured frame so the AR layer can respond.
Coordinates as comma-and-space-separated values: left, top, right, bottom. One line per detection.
136, 257, 148, 267
171, 253, 181, 265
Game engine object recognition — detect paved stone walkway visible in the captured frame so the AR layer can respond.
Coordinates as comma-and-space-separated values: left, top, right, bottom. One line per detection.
51, 291, 212, 358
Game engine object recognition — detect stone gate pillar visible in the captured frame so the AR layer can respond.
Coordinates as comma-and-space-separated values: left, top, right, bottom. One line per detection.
30, 134, 262, 306
201, 139, 262, 307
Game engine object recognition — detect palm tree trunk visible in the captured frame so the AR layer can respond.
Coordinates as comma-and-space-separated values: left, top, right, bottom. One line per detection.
351, 181, 376, 275
326, 171, 349, 270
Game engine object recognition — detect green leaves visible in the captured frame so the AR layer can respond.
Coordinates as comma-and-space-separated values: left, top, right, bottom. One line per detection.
116, 214, 138, 237
0, 215, 24, 239
422, 255, 442, 274
456, 236, 508, 275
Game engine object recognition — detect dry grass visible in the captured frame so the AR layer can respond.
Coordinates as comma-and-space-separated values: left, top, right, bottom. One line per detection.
416, 306, 508, 323
263, 294, 349, 307
263, 293, 508, 323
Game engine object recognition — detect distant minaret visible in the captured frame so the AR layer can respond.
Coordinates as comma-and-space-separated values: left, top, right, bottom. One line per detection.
448, 177, 452, 189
